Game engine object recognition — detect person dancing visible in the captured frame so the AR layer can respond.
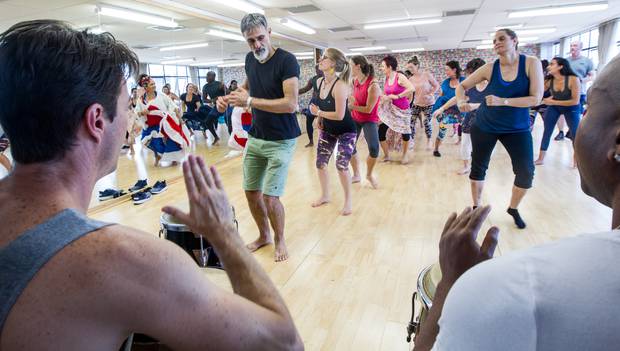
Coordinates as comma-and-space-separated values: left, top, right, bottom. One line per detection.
455, 28, 543, 229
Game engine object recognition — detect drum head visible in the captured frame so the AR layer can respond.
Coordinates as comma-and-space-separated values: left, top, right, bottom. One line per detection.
160, 212, 190, 232
418, 263, 442, 309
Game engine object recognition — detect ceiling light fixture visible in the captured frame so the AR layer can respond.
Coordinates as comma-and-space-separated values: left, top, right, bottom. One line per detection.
481, 36, 539, 44
160, 42, 209, 51
209, 0, 264, 14
280, 18, 316, 35
97, 6, 178, 28
296, 56, 314, 60
364, 18, 442, 30
476, 44, 494, 49
494, 24, 524, 30
508, 2, 608, 18
206, 29, 245, 41
350, 46, 386, 52
218, 62, 246, 67
294, 51, 314, 56
391, 48, 425, 53
161, 58, 195, 64
191, 61, 225, 66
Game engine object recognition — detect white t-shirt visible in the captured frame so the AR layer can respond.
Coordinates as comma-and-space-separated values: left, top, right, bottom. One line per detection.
433, 230, 620, 351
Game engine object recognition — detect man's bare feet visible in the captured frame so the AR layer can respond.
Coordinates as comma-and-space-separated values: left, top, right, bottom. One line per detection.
341, 204, 352, 216
382, 156, 392, 162
274, 238, 289, 262
535, 158, 544, 166
456, 168, 469, 175
311, 197, 330, 207
367, 175, 379, 189
351, 175, 362, 183
246, 236, 272, 252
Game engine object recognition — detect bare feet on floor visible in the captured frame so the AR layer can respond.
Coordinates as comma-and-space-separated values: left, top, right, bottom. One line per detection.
246, 236, 273, 252
382, 156, 392, 162
456, 168, 470, 175
311, 197, 330, 207
351, 175, 362, 183
341, 203, 352, 216
425, 140, 432, 151
535, 159, 544, 166
274, 238, 289, 262
401, 154, 411, 164
367, 175, 379, 189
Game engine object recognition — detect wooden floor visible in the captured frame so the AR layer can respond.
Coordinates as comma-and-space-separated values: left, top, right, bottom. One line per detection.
87, 118, 611, 351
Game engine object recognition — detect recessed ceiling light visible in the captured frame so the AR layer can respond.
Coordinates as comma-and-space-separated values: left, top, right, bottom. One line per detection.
508, 2, 608, 18
191, 61, 225, 66
161, 58, 195, 64
160, 43, 209, 51
364, 18, 442, 30
206, 29, 245, 41
391, 48, 425, 53
218, 62, 245, 68
97, 6, 178, 28
280, 18, 316, 35
209, 0, 264, 14
350, 46, 386, 52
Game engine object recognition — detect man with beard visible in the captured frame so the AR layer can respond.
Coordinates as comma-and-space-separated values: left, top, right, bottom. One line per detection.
217, 13, 300, 262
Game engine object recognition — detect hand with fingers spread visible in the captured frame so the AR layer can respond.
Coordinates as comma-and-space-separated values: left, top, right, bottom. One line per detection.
162, 155, 236, 245
438, 206, 500, 284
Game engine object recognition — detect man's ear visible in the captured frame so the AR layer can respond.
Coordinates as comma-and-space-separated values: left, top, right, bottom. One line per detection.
83, 103, 106, 144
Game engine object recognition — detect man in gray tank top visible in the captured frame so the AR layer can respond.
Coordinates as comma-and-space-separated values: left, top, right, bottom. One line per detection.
0, 20, 302, 350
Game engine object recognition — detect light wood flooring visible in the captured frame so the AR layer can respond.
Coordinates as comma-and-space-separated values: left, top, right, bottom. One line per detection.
87, 118, 612, 351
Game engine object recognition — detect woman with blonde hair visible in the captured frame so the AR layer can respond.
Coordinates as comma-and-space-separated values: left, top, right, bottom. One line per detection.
309, 48, 357, 216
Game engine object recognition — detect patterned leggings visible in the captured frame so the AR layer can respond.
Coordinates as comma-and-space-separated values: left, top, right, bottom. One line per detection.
316, 130, 357, 171
436, 113, 462, 141
411, 105, 433, 139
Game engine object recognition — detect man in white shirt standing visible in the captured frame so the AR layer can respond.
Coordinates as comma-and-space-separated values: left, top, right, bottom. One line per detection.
555, 40, 595, 140
414, 54, 620, 351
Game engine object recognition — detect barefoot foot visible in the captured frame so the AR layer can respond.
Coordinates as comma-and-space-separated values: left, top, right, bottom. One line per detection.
456, 168, 470, 175
351, 175, 362, 183
274, 239, 289, 262
401, 154, 411, 165
367, 175, 379, 189
534, 159, 544, 166
246, 237, 273, 252
341, 204, 352, 216
311, 198, 330, 207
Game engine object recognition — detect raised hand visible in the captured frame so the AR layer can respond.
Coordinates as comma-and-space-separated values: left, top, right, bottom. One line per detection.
162, 155, 235, 244
438, 206, 500, 284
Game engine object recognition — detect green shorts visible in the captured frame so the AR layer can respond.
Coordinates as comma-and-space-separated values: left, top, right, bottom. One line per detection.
243, 136, 297, 197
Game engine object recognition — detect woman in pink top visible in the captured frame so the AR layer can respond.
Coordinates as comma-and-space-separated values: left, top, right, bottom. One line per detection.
406, 56, 440, 150
348, 55, 381, 188
377, 55, 415, 164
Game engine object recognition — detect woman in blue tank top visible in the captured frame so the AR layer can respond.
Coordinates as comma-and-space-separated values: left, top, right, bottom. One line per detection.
455, 28, 544, 229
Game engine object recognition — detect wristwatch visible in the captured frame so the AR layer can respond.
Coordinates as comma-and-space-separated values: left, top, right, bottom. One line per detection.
503, 99, 509, 105
246, 96, 253, 108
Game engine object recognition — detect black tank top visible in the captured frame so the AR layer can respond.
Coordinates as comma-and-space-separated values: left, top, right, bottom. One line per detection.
549, 76, 573, 101
317, 77, 356, 135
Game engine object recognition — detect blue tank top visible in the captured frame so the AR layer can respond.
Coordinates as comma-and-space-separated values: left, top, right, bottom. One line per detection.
474, 55, 531, 133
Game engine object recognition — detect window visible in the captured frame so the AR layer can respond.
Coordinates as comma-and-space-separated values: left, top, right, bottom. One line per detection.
146, 64, 193, 96
616, 20, 620, 50
552, 42, 561, 57
563, 27, 599, 64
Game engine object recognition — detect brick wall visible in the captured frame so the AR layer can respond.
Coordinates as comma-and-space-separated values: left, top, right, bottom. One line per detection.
221, 45, 540, 109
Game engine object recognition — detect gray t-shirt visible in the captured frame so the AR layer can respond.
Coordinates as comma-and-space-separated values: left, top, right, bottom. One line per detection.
567, 55, 594, 94
433, 230, 620, 351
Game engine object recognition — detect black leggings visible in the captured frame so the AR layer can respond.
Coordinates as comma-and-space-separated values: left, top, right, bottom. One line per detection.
469, 124, 534, 189
378, 123, 410, 142
305, 111, 315, 143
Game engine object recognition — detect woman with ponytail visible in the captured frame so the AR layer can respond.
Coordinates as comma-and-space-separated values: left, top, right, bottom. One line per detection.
349, 55, 381, 188
309, 48, 357, 216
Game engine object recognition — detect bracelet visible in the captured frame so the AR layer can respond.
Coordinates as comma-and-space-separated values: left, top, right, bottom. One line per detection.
246, 96, 253, 108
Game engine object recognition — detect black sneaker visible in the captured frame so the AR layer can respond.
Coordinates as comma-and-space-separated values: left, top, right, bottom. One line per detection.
151, 180, 168, 194
98, 189, 126, 201
554, 131, 564, 141
129, 179, 147, 192
433, 150, 441, 157
565, 130, 571, 139
131, 188, 152, 205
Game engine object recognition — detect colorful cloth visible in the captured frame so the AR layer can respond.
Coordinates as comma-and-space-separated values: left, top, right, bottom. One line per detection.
377, 100, 411, 135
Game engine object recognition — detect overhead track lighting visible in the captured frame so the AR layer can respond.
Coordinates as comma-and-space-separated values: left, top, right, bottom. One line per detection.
97, 6, 178, 28
207, 29, 245, 41
364, 18, 442, 30
160, 43, 209, 51
280, 18, 316, 35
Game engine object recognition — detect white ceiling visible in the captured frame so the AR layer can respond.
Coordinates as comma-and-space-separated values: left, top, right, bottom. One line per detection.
0, 0, 618, 65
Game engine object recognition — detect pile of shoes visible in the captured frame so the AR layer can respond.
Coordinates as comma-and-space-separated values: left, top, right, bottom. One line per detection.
129, 179, 168, 205
98, 189, 126, 201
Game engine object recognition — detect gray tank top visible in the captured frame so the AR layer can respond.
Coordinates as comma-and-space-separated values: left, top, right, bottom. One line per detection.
549, 76, 573, 101
0, 209, 111, 330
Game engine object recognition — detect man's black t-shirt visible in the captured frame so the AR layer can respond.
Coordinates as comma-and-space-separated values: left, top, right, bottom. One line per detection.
245, 48, 301, 141
180, 93, 202, 113
202, 81, 226, 104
